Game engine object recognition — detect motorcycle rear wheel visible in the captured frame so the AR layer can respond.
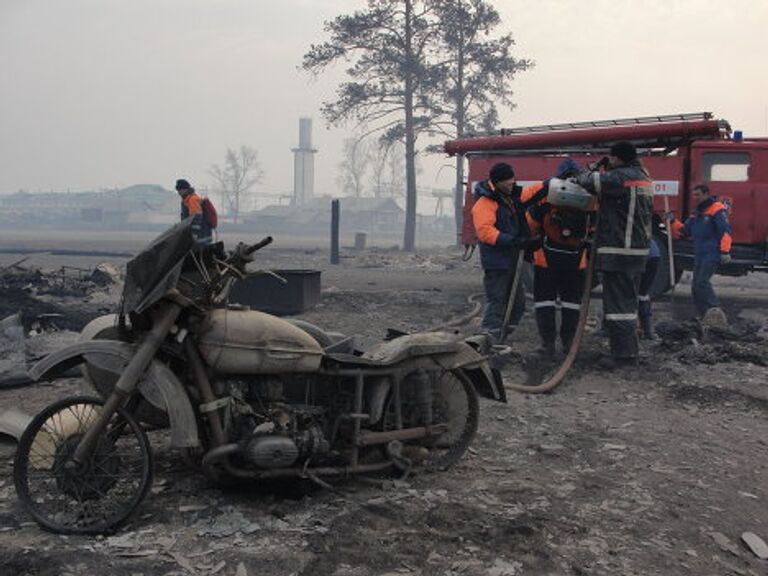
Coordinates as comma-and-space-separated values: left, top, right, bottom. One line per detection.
381, 369, 479, 472
14, 395, 153, 535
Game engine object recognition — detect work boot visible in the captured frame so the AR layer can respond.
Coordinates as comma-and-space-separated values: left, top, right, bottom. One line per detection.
702, 307, 728, 329
638, 300, 657, 340
537, 341, 556, 356
596, 355, 638, 370
561, 334, 575, 354
479, 330, 501, 346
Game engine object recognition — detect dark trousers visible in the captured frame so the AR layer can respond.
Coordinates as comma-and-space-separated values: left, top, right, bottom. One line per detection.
602, 270, 640, 359
482, 268, 526, 338
691, 260, 719, 316
638, 257, 659, 319
533, 266, 585, 348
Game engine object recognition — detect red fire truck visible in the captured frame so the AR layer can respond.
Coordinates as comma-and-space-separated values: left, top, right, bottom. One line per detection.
444, 112, 768, 296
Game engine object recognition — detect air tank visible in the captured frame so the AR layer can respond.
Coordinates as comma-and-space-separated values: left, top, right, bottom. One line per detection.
546, 178, 597, 211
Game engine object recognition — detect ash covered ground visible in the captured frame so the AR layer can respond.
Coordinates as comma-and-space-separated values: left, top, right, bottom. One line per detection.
0, 229, 767, 576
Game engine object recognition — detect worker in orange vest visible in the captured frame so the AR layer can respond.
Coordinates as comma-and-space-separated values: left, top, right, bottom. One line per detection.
670, 183, 732, 318
175, 179, 212, 244
471, 163, 535, 343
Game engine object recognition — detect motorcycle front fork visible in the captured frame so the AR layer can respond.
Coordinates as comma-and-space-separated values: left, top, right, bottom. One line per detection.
68, 303, 182, 468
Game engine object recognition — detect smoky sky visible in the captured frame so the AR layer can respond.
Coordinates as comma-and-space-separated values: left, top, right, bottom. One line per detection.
1, 0, 766, 203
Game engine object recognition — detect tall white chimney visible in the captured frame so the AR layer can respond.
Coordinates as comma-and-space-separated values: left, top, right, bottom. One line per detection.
292, 117, 317, 205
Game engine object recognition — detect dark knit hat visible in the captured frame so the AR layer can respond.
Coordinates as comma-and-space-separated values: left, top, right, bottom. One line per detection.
489, 162, 515, 184
609, 141, 637, 163
693, 183, 710, 194
175, 178, 192, 191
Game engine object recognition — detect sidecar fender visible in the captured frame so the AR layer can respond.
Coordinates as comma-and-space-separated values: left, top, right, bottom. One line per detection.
431, 342, 507, 404
28, 340, 199, 448
363, 333, 506, 404
362, 332, 462, 365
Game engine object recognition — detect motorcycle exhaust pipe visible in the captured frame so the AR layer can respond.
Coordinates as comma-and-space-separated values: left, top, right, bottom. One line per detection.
201, 441, 398, 481
201, 443, 240, 472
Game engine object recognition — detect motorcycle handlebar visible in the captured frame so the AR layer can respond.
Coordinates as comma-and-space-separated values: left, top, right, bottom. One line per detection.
244, 236, 273, 255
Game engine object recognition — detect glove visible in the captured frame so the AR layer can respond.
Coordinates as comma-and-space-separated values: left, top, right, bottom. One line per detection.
720, 253, 731, 265
575, 171, 594, 188
587, 156, 610, 171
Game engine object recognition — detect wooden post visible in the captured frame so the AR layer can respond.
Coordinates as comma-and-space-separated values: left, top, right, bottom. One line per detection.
663, 196, 676, 291
499, 250, 525, 342
331, 199, 340, 265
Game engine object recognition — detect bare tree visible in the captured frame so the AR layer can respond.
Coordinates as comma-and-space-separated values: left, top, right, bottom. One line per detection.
302, 0, 442, 252
371, 140, 405, 198
209, 145, 264, 224
337, 136, 372, 198
371, 140, 389, 199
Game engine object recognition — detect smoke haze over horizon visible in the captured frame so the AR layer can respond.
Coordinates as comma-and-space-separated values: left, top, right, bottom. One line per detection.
2, 0, 766, 202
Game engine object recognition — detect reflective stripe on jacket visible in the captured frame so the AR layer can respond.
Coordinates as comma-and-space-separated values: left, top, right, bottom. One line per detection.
671, 196, 732, 264
578, 161, 653, 273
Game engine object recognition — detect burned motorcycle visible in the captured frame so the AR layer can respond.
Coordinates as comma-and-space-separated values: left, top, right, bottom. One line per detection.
14, 220, 505, 534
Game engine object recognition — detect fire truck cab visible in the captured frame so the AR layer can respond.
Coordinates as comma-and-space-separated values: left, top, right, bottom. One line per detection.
445, 112, 768, 296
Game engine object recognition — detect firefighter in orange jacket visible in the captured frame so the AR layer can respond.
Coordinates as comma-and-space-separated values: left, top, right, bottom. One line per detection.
522, 159, 590, 354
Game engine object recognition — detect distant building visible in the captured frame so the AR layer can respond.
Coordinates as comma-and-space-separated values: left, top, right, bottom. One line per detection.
244, 196, 404, 236
0, 185, 178, 227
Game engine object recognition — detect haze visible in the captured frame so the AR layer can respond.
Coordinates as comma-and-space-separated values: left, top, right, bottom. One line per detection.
1, 0, 766, 204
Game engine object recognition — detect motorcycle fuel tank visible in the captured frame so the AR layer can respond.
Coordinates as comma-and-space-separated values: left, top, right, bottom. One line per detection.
197, 309, 323, 374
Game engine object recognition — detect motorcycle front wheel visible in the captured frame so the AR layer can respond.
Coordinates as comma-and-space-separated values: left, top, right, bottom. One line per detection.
14, 395, 153, 535
381, 369, 479, 472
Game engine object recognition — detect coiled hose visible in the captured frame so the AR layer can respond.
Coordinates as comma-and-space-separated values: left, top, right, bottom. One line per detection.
504, 251, 596, 394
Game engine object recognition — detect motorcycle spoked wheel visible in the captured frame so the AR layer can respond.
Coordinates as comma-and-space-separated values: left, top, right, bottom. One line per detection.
380, 369, 479, 472
14, 395, 153, 535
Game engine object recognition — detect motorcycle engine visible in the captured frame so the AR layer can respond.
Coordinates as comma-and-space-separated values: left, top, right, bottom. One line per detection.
224, 377, 331, 469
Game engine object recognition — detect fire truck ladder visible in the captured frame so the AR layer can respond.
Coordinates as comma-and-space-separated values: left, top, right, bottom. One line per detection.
446, 112, 730, 157
498, 112, 716, 135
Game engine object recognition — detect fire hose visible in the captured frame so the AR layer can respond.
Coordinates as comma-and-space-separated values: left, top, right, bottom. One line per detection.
427, 239, 596, 394
497, 174, 603, 393
504, 242, 596, 394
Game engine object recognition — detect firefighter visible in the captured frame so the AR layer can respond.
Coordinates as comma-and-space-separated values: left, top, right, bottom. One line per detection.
471, 162, 533, 343
670, 183, 732, 317
576, 142, 653, 369
522, 158, 591, 354
637, 237, 661, 339
175, 178, 212, 244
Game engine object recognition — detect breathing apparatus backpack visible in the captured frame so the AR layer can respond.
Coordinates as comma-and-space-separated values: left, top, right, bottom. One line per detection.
201, 197, 218, 230
549, 207, 589, 242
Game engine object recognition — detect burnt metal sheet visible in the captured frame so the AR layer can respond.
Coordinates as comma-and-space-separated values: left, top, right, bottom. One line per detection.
121, 220, 195, 315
